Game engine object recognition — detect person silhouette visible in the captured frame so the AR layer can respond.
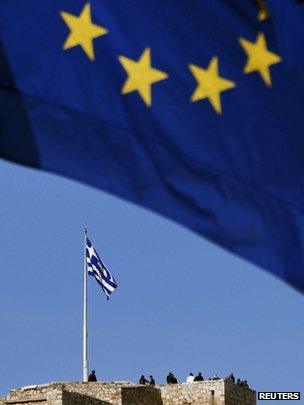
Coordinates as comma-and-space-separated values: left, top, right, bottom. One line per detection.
166, 372, 178, 384
226, 373, 235, 383
186, 373, 194, 383
88, 370, 97, 382
149, 375, 155, 385
194, 372, 204, 382
139, 375, 149, 385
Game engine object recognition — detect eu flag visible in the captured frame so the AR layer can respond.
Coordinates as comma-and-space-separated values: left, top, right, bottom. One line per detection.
0, 0, 303, 292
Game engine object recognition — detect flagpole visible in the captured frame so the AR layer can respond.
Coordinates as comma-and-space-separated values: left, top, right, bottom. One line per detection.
83, 226, 89, 382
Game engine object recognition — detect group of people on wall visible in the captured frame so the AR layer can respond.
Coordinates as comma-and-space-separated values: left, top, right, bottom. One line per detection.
139, 372, 219, 385
139, 372, 250, 387
88, 369, 249, 389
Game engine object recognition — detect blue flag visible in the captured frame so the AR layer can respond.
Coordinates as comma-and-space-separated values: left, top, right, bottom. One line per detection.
0, 0, 304, 292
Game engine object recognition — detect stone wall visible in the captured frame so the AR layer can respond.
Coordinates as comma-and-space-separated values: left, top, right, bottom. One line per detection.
5, 384, 49, 405
63, 382, 163, 405
224, 380, 256, 405
121, 386, 162, 405
2, 380, 256, 405
4, 384, 64, 405
159, 380, 256, 405
62, 390, 111, 405
160, 380, 225, 405
63, 382, 123, 405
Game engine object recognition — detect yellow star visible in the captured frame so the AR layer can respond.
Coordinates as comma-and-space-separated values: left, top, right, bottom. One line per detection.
258, 7, 269, 21
60, 3, 108, 61
118, 48, 168, 106
189, 57, 236, 114
256, 0, 270, 21
239, 32, 282, 86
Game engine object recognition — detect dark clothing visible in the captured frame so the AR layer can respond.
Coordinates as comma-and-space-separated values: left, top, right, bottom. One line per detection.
166, 373, 178, 384
88, 372, 97, 382
149, 377, 155, 386
226, 373, 235, 383
230, 374, 235, 383
194, 374, 204, 382
139, 376, 149, 385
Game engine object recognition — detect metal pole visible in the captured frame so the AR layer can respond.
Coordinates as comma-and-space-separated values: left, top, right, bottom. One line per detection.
83, 226, 89, 382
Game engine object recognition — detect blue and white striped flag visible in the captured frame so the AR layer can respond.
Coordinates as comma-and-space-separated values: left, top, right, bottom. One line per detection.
86, 236, 118, 300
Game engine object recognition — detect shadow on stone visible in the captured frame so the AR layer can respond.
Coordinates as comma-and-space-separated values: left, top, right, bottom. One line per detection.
121, 386, 163, 405
62, 390, 112, 405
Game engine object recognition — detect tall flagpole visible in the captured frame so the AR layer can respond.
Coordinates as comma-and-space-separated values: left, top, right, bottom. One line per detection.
83, 226, 89, 382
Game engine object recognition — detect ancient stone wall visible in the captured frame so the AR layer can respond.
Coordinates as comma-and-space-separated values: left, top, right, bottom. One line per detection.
4, 384, 49, 405
2, 380, 256, 405
121, 386, 162, 405
62, 390, 111, 405
63, 383, 163, 405
3, 384, 66, 405
63, 382, 124, 405
224, 380, 256, 405
160, 380, 225, 405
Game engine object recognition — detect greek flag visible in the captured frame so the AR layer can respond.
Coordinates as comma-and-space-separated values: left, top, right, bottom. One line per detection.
86, 236, 118, 300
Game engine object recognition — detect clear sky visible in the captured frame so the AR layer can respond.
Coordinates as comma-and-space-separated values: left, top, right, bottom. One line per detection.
0, 158, 303, 404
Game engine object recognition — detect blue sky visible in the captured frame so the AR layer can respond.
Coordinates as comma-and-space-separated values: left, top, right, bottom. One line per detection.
0, 158, 303, 404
